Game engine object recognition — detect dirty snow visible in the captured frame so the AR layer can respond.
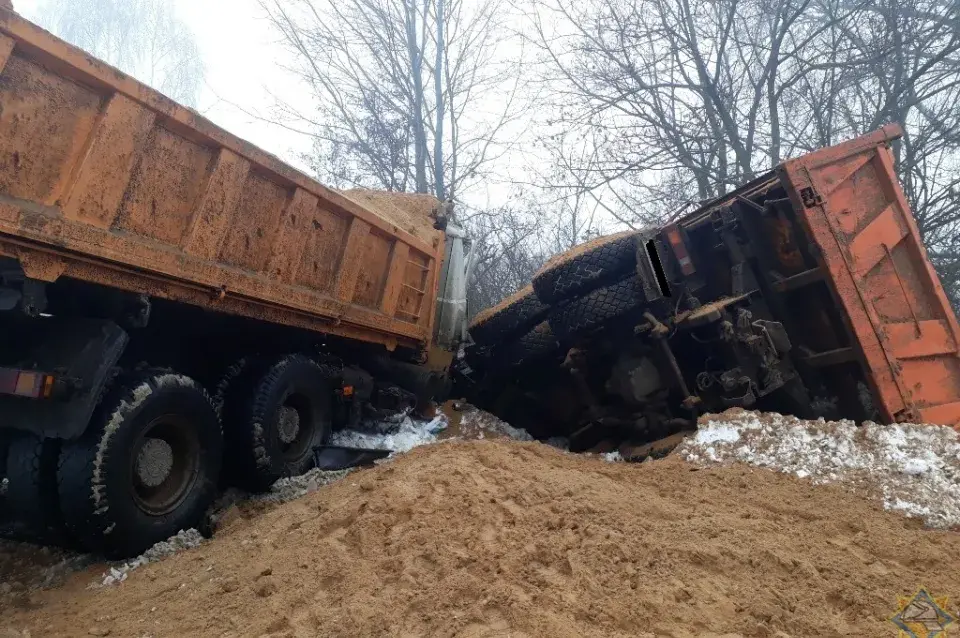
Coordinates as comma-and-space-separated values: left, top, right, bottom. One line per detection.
96, 529, 205, 587
678, 410, 960, 529
457, 407, 535, 442
330, 413, 449, 453
253, 467, 352, 505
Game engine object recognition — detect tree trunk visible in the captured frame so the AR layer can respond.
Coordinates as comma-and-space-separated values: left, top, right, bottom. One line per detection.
404, 0, 429, 193
434, 0, 445, 200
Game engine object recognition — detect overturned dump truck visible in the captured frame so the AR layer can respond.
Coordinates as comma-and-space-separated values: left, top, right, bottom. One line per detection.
0, 9, 471, 556
464, 125, 960, 452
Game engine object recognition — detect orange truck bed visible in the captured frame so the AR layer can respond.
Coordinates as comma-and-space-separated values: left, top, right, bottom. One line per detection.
0, 10, 445, 352
667, 125, 960, 427
779, 125, 960, 426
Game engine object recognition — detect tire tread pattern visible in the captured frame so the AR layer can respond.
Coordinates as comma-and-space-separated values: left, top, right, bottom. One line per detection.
468, 287, 548, 345
548, 276, 646, 340
496, 322, 560, 368
6, 435, 65, 540
58, 369, 221, 557
533, 231, 640, 304
225, 354, 334, 493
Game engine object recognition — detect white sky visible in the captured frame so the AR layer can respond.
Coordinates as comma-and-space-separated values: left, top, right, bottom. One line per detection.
17, 0, 315, 171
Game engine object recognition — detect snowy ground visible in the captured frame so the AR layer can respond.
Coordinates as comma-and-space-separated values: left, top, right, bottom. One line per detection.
329, 412, 450, 453
677, 409, 960, 529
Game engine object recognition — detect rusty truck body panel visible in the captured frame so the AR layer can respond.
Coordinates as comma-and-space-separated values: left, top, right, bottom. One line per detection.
0, 11, 445, 352
663, 125, 960, 429
779, 126, 960, 427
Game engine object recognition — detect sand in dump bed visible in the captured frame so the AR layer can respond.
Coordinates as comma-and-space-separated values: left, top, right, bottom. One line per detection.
337, 189, 442, 247
5, 440, 960, 637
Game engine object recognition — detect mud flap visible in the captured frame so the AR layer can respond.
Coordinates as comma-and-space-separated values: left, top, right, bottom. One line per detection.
0, 318, 128, 439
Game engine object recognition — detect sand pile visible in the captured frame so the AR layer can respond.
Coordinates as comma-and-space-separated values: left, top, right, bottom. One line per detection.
4, 438, 960, 637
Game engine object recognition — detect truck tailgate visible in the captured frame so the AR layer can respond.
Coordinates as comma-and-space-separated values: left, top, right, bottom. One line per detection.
780, 125, 960, 427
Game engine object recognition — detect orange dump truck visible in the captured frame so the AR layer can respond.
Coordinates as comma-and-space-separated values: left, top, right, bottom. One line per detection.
0, 9, 471, 556
464, 126, 960, 451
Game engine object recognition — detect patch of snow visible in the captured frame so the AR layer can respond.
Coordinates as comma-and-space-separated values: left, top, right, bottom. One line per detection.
330, 413, 449, 453
459, 408, 534, 442
677, 410, 960, 529
693, 425, 742, 445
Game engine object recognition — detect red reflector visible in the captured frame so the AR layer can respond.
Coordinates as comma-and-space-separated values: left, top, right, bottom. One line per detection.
665, 224, 696, 276
342, 385, 354, 397
0, 368, 55, 399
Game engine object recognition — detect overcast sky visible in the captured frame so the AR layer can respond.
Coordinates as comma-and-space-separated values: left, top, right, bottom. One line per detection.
16, 0, 315, 172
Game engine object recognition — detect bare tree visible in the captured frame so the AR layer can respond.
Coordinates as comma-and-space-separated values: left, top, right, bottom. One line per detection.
529, 0, 960, 307
260, 0, 528, 199
35, 0, 205, 106
795, 0, 960, 264
527, 0, 851, 210
464, 205, 546, 317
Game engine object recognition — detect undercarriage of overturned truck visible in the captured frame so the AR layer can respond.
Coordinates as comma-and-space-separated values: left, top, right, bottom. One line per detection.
458, 143, 900, 456
459, 289, 821, 455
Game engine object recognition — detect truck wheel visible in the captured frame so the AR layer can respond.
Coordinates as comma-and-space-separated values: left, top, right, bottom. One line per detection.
225, 355, 333, 493
5, 434, 67, 540
58, 371, 223, 558
532, 230, 641, 304
548, 276, 646, 341
495, 321, 560, 368
468, 285, 548, 346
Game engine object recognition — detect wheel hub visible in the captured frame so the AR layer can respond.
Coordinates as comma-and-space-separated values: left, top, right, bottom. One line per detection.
135, 437, 174, 487
277, 406, 301, 444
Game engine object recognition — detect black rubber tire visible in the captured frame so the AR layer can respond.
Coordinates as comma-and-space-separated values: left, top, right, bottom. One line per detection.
532, 231, 641, 304
213, 357, 251, 419
57, 371, 223, 558
222, 355, 333, 493
548, 275, 646, 341
495, 321, 560, 368
6, 434, 67, 540
468, 286, 548, 346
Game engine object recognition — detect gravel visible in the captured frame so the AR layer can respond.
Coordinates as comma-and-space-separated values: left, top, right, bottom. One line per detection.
251, 467, 352, 505
97, 529, 205, 587
677, 409, 960, 529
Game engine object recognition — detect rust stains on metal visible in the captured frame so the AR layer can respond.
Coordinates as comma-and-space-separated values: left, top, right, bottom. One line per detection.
0, 11, 446, 351
781, 124, 960, 429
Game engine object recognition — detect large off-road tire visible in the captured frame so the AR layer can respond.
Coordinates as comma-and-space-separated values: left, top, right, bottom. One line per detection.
468, 285, 548, 346
495, 321, 560, 368
532, 231, 641, 304
5, 434, 67, 541
548, 276, 646, 341
221, 355, 333, 493
58, 371, 223, 558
